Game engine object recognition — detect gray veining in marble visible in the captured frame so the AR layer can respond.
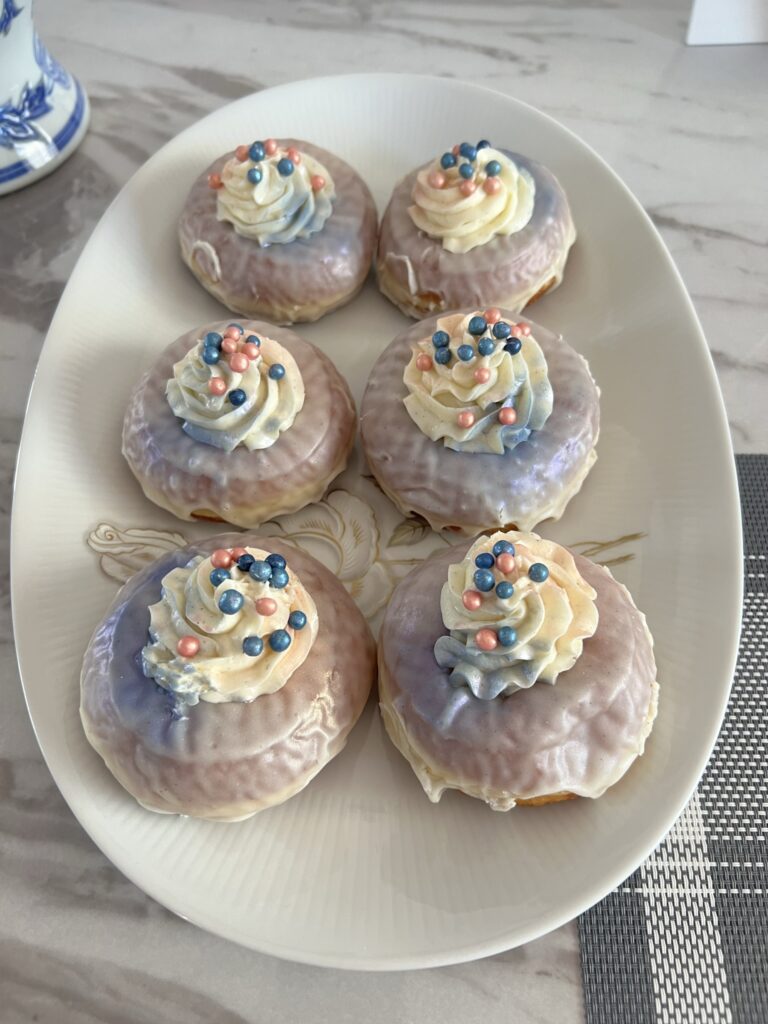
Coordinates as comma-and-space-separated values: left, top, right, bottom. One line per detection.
1, 0, 766, 1020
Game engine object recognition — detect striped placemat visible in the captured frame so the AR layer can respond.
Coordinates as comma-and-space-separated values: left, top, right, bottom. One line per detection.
578, 454, 767, 1024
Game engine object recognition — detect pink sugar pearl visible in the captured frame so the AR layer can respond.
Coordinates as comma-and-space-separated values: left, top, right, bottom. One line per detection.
210, 548, 233, 569
457, 410, 476, 429
207, 172, 222, 190
242, 342, 260, 359
473, 367, 491, 384
176, 635, 200, 658
221, 338, 238, 354
416, 353, 433, 372
208, 377, 227, 396
255, 597, 277, 616
235, 145, 250, 162
462, 589, 483, 611
516, 323, 532, 337
476, 628, 498, 652
231, 546, 248, 560
452, 144, 460, 156
498, 407, 518, 426
484, 307, 501, 324
483, 177, 502, 195
427, 170, 446, 189
459, 180, 477, 197
287, 147, 301, 164
229, 352, 249, 373
496, 552, 516, 575
310, 174, 326, 192
224, 326, 241, 339
264, 138, 278, 156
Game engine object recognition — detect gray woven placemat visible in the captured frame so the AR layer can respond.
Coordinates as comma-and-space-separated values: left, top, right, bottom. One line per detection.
579, 454, 767, 1024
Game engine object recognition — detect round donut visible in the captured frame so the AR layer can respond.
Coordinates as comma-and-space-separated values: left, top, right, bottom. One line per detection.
80, 536, 376, 821
359, 310, 599, 535
379, 542, 658, 809
179, 139, 378, 323
376, 151, 575, 320
123, 320, 356, 527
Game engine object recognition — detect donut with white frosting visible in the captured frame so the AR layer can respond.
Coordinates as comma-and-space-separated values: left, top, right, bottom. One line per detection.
179, 138, 377, 323
379, 532, 658, 809
376, 139, 575, 319
123, 319, 356, 527
360, 307, 599, 535
81, 536, 375, 820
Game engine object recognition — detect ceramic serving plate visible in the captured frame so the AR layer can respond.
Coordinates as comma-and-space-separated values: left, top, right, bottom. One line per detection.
11, 73, 742, 970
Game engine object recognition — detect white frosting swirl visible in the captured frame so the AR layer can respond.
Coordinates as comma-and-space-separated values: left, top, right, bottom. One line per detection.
142, 546, 318, 703
434, 531, 598, 699
403, 311, 553, 454
217, 143, 335, 246
166, 329, 304, 452
408, 145, 535, 254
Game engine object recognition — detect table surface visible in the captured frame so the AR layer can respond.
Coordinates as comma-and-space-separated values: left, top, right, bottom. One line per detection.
1, 1, 766, 1020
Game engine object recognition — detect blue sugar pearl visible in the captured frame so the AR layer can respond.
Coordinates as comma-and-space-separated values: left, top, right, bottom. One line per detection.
440, 152, 457, 169
458, 162, 474, 180
468, 315, 487, 336
270, 569, 289, 590
277, 157, 294, 176
504, 338, 522, 356
459, 142, 477, 161
249, 141, 265, 161
218, 589, 244, 615
476, 139, 491, 150
457, 344, 475, 362
492, 540, 515, 557
498, 626, 517, 647
242, 635, 264, 657
496, 581, 515, 599
269, 629, 292, 652
237, 553, 255, 572
249, 560, 272, 582
246, 334, 260, 347
478, 337, 495, 356
266, 553, 286, 569
528, 562, 550, 583
432, 330, 450, 349
209, 567, 230, 587
227, 323, 244, 335
268, 363, 286, 380
485, 159, 502, 177
473, 568, 495, 592
475, 552, 495, 569
202, 347, 220, 365
492, 321, 512, 339
247, 166, 263, 185
228, 388, 247, 406
205, 331, 222, 347
434, 348, 452, 366
288, 610, 307, 630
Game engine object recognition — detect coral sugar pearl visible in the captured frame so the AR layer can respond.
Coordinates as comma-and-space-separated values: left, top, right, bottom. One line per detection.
462, 589, 483, 611
224, 325, 241, 339
235, 145, 250, 162
207, 173, 222, 190
483, 177, 502, 195
416, 353, 433, 371
231, 547, 248, 559
221, 338, 238, 354
457, 411, 476, 429
427, 170, 446, 189
242, 342, 260, 359
496, 552, 516, 575
310, 174, 325, 192
473, 367, 491, 384
208, 377, 227, 396
210, 548, 233, 569
176, 635, 200, 657
255, 597, 278, 616
229, 352, 249, 373
287, 147, 301, 164
484, 308, 501, 324
476, 628, 498, 652
516, 323, 532, 336
498, 407, 518, 425
264, 138, 278, 156
459, 180, 477, 197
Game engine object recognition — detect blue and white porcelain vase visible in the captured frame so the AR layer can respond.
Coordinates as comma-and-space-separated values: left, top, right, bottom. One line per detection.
0, 1, 89, 195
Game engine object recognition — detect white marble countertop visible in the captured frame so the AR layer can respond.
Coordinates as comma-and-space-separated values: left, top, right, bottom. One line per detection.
1, 1, 765, 1020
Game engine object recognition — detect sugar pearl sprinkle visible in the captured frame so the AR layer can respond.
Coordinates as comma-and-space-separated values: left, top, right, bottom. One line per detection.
198, 323, 292, 408
210, 139, 327, 193
176, 547, 310, 660
429, 139, 508, 195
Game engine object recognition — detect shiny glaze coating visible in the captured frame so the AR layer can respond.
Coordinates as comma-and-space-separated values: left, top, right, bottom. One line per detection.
179, 140, 378, 323
80, 536, 376, 821
123, 320, 356, 527
376, 151, 575, 319
360, 311, 599, 534
379, 542, 658, 809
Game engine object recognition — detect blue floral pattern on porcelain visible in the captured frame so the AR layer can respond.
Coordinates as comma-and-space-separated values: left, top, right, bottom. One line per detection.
0, 0, 22, 37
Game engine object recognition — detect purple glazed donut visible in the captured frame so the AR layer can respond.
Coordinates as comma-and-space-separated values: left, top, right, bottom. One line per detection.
360, 308, 599, 535
379, 534, 658, 809
123, 319, 356, 527
81, 535, 376, 821
179, 138, 378, 324
376, 144, 576, 320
